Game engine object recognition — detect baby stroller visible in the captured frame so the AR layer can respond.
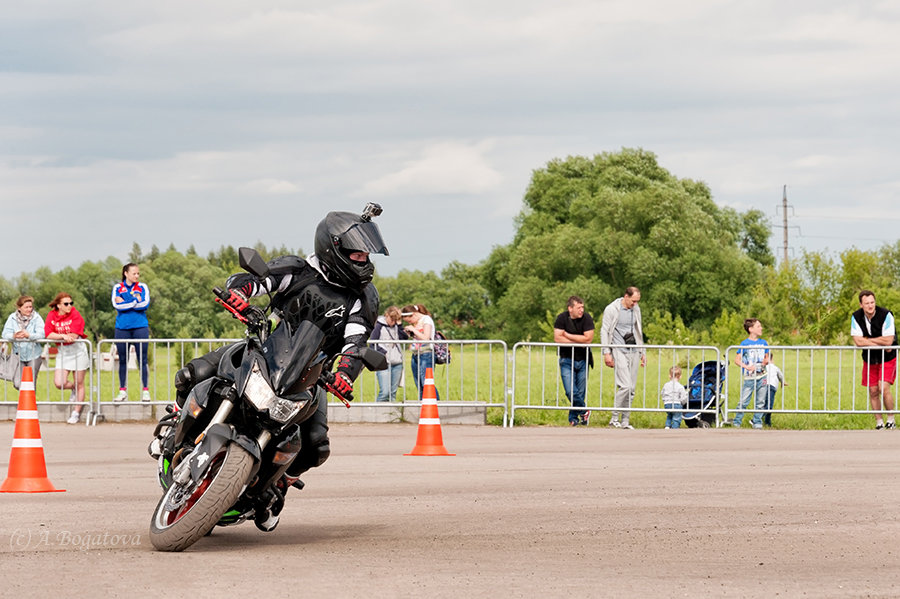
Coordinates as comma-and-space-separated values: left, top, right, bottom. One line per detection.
682, 360, 726, 428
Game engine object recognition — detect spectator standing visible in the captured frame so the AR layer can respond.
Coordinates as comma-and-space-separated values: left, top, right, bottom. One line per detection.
661, 366, 687, 429
553, 296, 595, 426
45, 293, 89, 424
112, 263, 151, 402
763, 355, 787, 427
850, 290, 897, 430
2, 295, 46, 389
601, 287, 645, 429
732, 318, 770, 429
401, 304, 439, 401
371, 305, 408, 402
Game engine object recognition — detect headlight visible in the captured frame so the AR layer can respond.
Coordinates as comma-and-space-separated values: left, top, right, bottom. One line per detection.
244, 364, 307, 423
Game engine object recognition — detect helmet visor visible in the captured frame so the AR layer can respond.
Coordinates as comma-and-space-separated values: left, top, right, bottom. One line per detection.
339, 221, 389, 256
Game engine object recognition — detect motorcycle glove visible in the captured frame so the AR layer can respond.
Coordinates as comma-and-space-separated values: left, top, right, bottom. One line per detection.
335, 353, 363, 381
331, 372, 353, 398
224, 289, 250, 314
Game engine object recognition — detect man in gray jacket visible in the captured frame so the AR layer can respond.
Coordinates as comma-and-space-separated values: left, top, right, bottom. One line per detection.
601, 287, 644, 429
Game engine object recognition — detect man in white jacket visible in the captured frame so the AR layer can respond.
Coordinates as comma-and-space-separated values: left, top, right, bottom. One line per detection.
601, 287, 644, 429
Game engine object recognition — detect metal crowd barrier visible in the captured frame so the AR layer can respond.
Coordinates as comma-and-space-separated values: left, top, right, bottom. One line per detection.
358, 339, 509, 425
722, 345, 900, 427
92, 338, 240, 425
82, 337, 509, 426
1, 339, 94, 425
510, 342, 722, 427
6, 337, 896, 429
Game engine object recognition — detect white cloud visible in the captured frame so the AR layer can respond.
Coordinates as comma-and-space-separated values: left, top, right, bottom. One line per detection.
2, 1, 900, 277
360, 141, 503, 197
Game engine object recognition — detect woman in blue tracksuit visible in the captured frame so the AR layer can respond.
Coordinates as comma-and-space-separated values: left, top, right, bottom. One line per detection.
112, 263, 151, 401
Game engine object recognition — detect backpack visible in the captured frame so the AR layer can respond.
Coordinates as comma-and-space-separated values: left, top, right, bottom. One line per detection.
434, 330, 451, 365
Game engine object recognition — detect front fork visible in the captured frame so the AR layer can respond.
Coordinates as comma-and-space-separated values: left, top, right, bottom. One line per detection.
171, 399, 272, 487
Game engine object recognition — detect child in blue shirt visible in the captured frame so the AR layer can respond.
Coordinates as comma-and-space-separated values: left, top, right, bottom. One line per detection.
732, 318, 769, 429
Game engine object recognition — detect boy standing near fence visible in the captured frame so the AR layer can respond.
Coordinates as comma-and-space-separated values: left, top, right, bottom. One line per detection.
732, 318, 770, 429
661, 366, 687, 429
763, 355, 786, 427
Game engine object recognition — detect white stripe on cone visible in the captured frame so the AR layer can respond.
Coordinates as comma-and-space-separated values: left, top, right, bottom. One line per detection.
16, 410, 39, 420
19, 381, 35, 391
424, 378, 434, 385
418, 418, 442, 425
12, 439, 43, 448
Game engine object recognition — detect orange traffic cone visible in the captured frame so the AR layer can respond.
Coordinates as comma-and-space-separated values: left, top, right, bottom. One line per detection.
0, 366, 65, 493
405, 367, 454, 456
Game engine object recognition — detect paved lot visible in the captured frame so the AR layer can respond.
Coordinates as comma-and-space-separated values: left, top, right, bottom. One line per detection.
1, 421, 899, 598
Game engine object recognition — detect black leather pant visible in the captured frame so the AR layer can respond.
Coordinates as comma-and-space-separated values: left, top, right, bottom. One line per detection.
285, 387, 330, 477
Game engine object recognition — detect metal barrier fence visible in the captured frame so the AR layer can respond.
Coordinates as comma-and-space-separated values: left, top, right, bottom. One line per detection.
722, 345, 900, 427
83, 337, 509, 426
1, 339, 94, 422
358, 339, 509, 425
6, 338, 897, 430
510, 342, 722, 427
93, 338, 240, 424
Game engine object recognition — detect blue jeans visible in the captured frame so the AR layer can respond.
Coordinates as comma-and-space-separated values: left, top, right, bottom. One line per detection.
733, 377, 767, 427
376, 363, 403, 402
410, 352, 439, 400
559, 358, 587, 423
115, 327, 150, 389
664, 403, 683, 428
764, 385, 777, 426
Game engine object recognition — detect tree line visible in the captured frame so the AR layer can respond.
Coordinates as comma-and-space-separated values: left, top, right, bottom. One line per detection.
3, 149, 898, 347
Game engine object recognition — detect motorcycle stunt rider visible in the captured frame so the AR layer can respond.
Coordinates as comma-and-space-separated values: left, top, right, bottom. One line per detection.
155, 204, 388, 533
220, 204, 388, 491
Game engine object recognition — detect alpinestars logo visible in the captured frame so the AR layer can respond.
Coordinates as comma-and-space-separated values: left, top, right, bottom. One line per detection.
325, 306, 345, 319
195, 452, 210, 467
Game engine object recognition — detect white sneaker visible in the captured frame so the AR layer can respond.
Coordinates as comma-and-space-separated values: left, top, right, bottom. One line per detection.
67, 410, 81, 425
621, 423, 635, 430
141, 390, 151, 402
113, 390, 128, 402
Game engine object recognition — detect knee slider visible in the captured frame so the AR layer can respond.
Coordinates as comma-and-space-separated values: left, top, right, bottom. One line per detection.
314, 443, 331, 467
174, 367, 193, 395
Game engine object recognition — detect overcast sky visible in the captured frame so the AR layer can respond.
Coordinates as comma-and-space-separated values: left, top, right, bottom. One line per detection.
2, 1, 898, 280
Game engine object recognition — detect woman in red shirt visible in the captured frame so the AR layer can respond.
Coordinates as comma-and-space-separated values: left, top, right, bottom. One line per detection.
45, 292, 89, 424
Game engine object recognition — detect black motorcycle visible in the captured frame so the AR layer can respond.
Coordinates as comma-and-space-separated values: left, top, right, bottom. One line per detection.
148, 247, 386, 552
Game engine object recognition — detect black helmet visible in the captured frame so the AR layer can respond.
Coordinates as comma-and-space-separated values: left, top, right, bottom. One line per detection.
314, 205, 388, 291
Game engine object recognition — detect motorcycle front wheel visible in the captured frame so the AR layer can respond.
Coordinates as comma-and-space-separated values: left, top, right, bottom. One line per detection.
149, 443, 254, 552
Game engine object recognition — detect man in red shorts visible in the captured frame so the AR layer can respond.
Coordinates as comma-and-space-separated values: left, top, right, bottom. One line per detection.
851, 290, 898, 429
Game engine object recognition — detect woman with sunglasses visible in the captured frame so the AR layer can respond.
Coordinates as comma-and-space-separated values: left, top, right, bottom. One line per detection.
401, 303, 440, 401
45, 293, 89, 424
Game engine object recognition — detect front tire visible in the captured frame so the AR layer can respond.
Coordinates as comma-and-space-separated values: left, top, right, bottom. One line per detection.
149, 443, 254, 551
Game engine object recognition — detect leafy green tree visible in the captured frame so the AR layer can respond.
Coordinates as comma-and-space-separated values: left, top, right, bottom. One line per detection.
142, 250, 232, 338
483, 149, 771, 343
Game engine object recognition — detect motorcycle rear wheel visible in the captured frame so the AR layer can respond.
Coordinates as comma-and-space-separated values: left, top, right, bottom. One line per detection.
149, 443, 254, 551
